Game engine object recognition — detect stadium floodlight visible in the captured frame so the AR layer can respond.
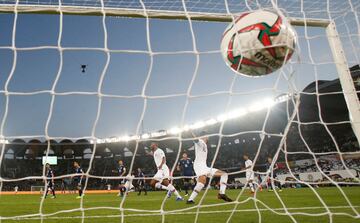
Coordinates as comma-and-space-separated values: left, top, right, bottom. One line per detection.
119, 135, 131, 142
205, 118, 217, 126
150, 131, 167, 138
0, 139, 9, 144
249, 102, 265, 112
217, 114, 228, 122
105, 137, 118, 143
227, 109, 248, 119
190, 121, 205, 130
96, 139, 105, 144
168, 127, 182, 135
141, 133, 150, 139
182, 125, 190, 131
129, 135, 140, 141
262, 98, 276, 107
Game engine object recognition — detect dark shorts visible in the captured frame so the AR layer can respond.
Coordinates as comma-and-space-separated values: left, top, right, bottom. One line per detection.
47, 181, 54, 189
182, 175, 193, 183
73, 179, 83, 189
119, 179, 126, 185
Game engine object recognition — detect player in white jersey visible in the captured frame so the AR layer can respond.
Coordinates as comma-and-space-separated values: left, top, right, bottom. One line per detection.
243, 154, 260, 194
187, 132, 233, 204
149, 143, 183, 201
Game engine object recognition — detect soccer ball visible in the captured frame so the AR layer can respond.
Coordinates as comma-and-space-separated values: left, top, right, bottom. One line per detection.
220, 10, 296, 77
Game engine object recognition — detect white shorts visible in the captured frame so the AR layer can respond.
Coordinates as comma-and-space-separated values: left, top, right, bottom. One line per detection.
124, 181, 134, 190
246, 171, 255, 181
153, 165, 170, 182
194, 163, 218, 178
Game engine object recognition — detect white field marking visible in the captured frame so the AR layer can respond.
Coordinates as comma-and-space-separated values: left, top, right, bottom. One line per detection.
2, 205, 359, 220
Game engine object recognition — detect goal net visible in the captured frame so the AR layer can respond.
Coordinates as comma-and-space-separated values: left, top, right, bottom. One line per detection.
0, 0, 359, 223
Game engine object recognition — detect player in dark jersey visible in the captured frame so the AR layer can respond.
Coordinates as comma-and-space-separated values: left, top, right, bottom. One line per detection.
177, 152, 194, 196
73, 161, 85, 199
136, 168, 147, 196
112, 160, 127, 197
266, 157, 283, 192
44, 163, 56, 199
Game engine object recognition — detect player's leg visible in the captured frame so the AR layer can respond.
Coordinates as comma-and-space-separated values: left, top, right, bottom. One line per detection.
248, 180, 256, 193
275, 176, 283, 191
162, 179, 183, 200
213, 169, 233, 202
252, 179, 261, 192
151, 168, 169, 191
50, 182, 56, 198
267, 177, 272, 191
118, 180, 125, 197
187, 175, 206, 204
183, 178, 189, 196
44, 182, 49, 198
76, 181, 83, 198
212, 169, 228, 195
150, 179, 168, 190
137, 183, 141, 195
247, 172, 256, 193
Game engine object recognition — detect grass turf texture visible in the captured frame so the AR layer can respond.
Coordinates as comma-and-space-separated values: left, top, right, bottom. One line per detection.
0, 187, 360, 223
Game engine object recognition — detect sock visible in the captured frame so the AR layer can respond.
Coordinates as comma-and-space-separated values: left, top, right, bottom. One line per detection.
249, 183, 255, 192
167, 184, 181, 198
219, 173, 228, 194
188, 182, 204, 201
155, 182, 168, 190
79, 189, 82, 196
52, 188, 56, 197
253, 182, 260, 190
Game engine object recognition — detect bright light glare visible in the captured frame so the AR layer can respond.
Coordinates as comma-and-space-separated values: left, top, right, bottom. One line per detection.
227, 109, 248, 119
83, 95, 282, 143
168, 127, 182, 135
182, 125, 190, 131
205, 118, 217, 125
121, 135, 131, 141
141, 133, 150, 139
263, 98, 275, 107
151, 131, 167, 137
217, 114, 228, 122
190, 121, 205, 129
249, 102, 264, 112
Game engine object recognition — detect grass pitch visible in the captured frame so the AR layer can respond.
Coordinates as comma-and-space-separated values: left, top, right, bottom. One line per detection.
0, 187, 360, 223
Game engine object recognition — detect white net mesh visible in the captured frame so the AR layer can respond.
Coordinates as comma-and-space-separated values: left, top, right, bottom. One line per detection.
0, 0, 360, 223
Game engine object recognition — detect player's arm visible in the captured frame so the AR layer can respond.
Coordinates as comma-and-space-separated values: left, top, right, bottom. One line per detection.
190, 131, 199, 143
79, 168, 85, 183
51, 171, 55, 184
176, 161, 181, 172
158, 157, 166, 170
242, 161, 252, 170
244, 163, 252, 169
122, 167, 127, 176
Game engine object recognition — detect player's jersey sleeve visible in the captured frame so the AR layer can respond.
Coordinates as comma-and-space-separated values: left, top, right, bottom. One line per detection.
160, 149, 165, 158
245, 160, 253, 168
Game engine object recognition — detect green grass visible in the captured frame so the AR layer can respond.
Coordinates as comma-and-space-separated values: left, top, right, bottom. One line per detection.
1, 187, 360, 223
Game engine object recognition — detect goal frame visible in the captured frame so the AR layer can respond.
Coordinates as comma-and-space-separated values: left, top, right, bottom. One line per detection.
0, 4, 359, 142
